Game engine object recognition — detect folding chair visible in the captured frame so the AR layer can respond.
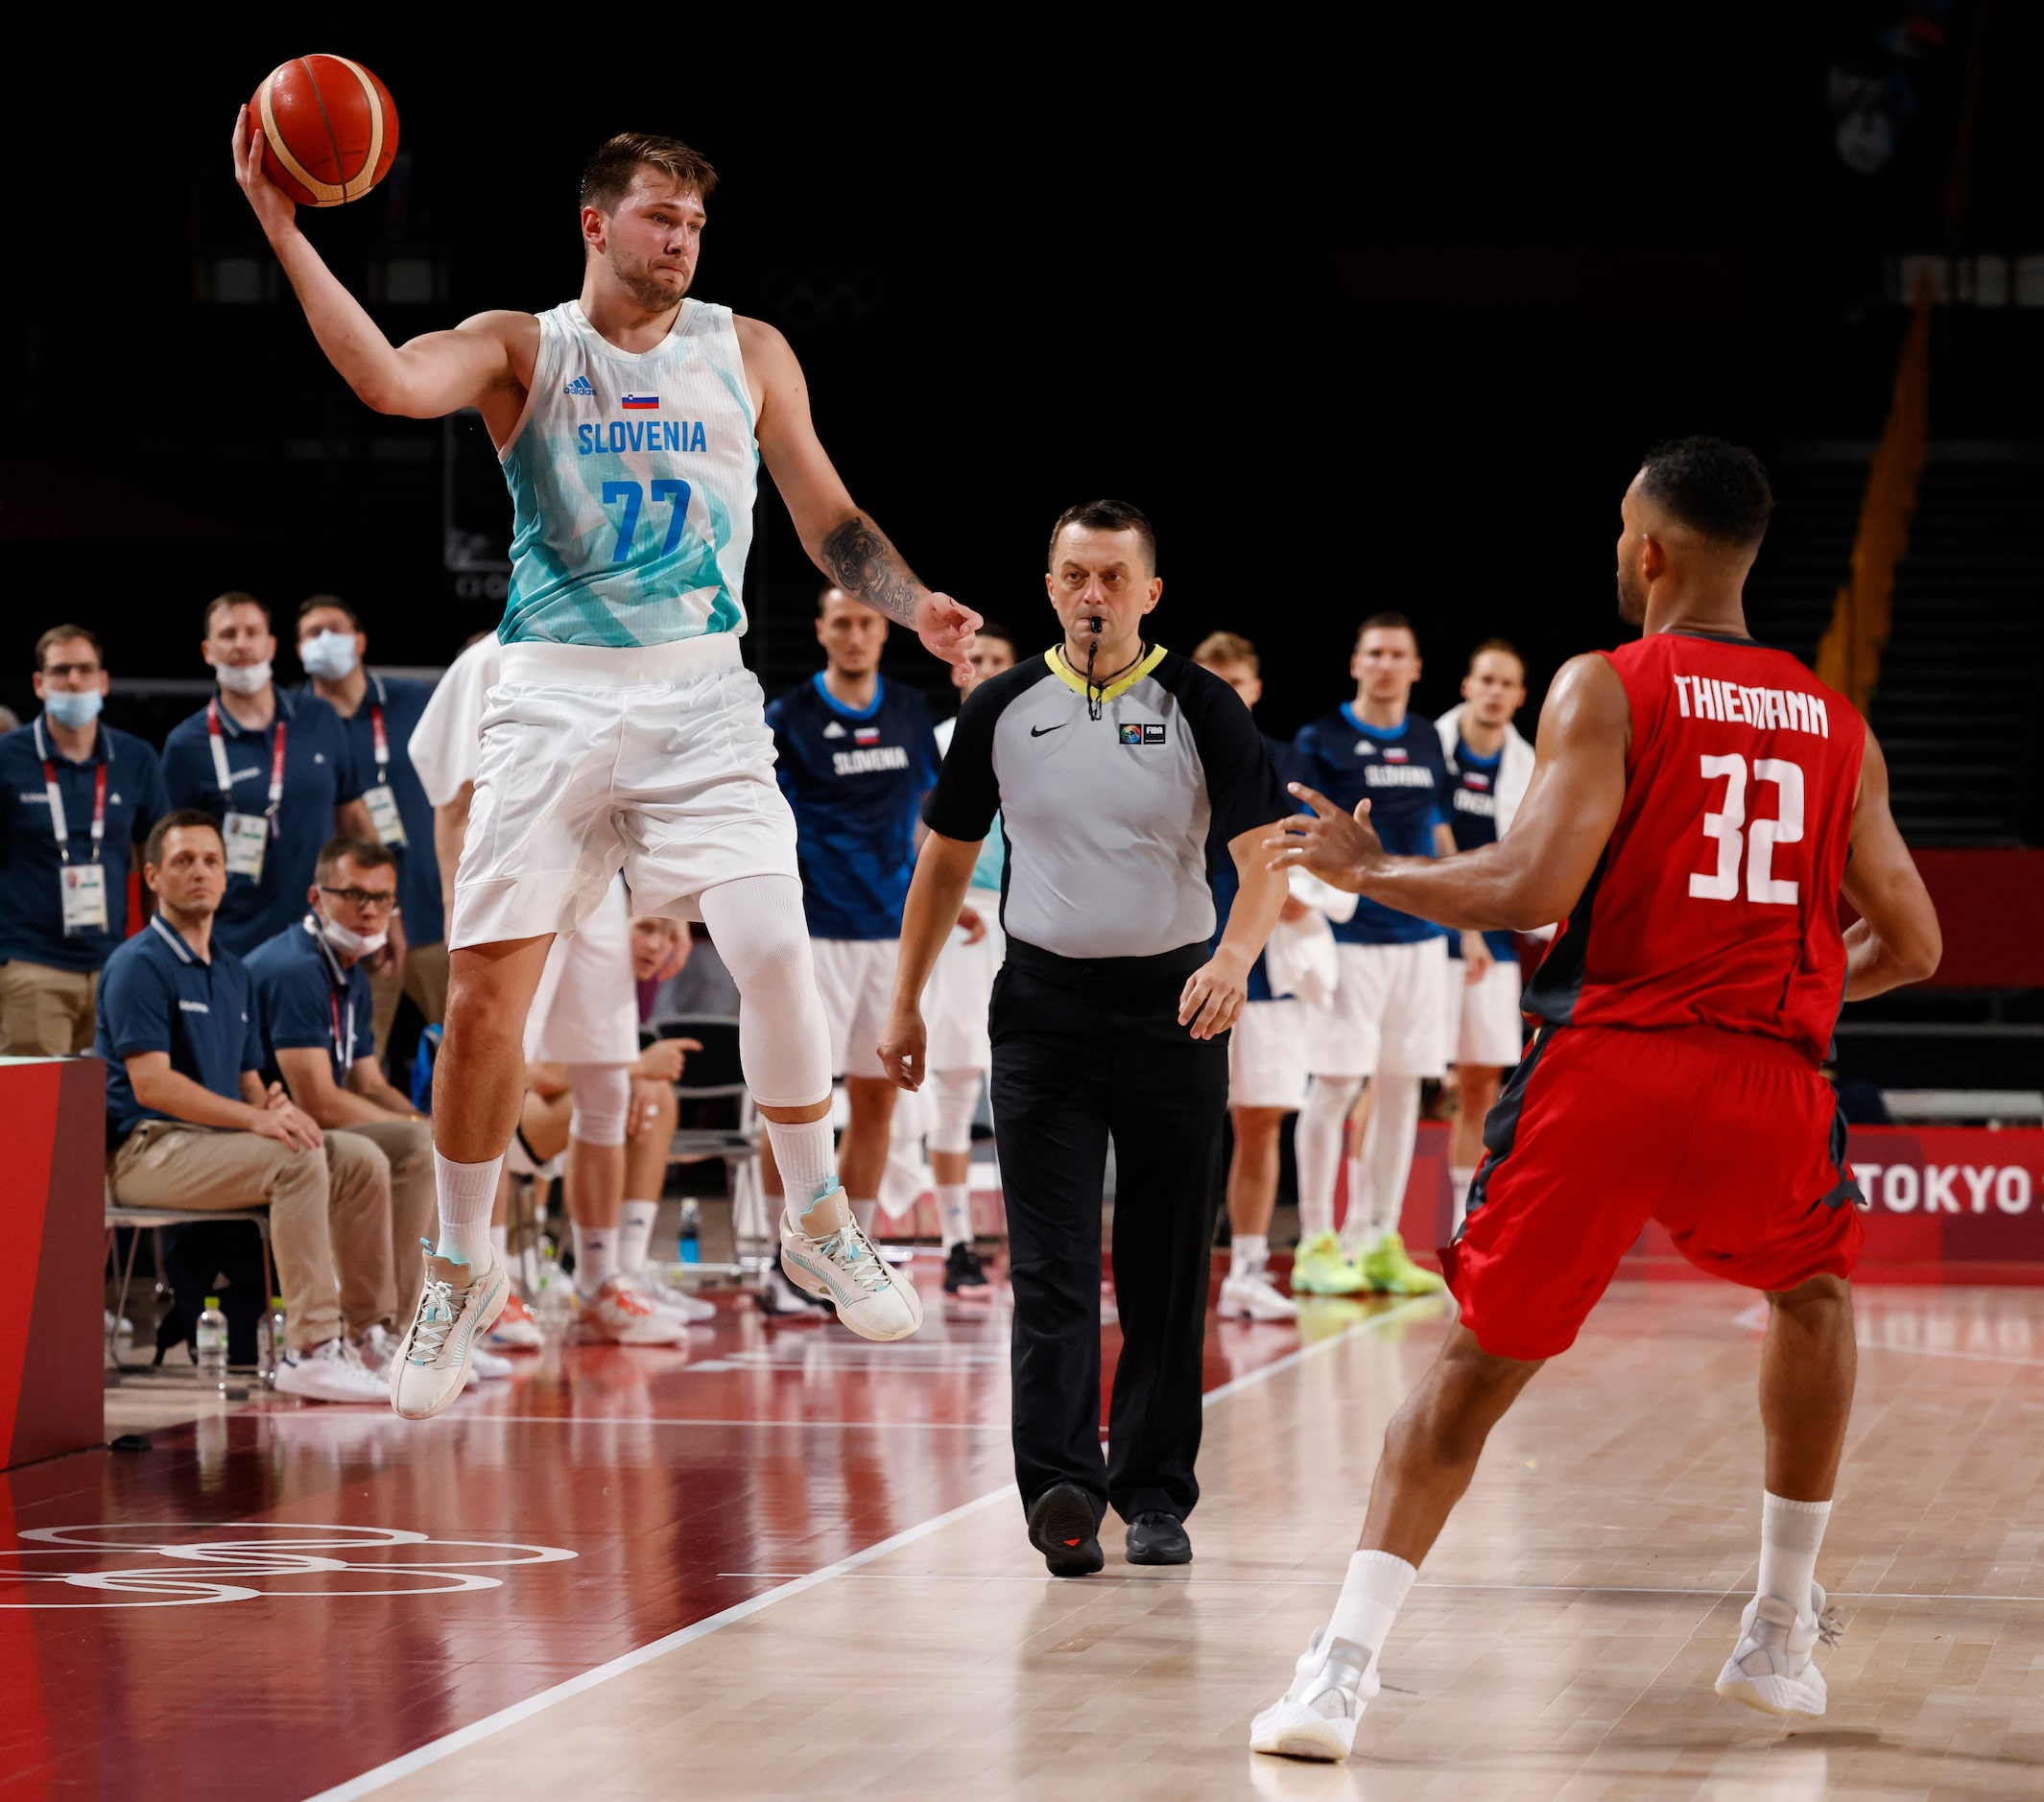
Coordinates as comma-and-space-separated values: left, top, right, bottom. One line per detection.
649, 1015, 771, 1281
105, 1190, 278, 1382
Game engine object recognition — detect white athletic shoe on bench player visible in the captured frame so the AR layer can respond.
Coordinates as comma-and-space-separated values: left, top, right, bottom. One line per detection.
779, 1185, 923, 1341
389, 1245, 510, 1420
583, 1275, 686, 1344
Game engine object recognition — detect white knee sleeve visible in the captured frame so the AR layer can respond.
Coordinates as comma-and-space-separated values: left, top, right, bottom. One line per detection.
699, 875, 833, 1108
565, 1062, 632, 1148
1359, 1073, 1423, 1239
928, 1068, 981, 1157
1295, 1075, 1362, 1241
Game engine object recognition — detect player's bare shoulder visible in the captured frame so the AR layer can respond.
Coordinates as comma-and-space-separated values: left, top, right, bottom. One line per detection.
729, 315, 796, 426
1537, 650, 1632, 755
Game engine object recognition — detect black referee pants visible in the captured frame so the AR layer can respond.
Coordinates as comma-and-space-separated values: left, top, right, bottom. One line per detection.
989, 938, 1229, 1526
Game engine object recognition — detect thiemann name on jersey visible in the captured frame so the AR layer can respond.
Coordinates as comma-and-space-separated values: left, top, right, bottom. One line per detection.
576, 420, 711, 456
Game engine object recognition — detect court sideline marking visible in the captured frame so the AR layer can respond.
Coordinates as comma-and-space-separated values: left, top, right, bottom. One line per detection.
302, 1296, 1444, 1802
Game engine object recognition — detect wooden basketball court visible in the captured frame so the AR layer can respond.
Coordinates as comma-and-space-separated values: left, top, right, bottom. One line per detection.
7, 1271, 2041, 1800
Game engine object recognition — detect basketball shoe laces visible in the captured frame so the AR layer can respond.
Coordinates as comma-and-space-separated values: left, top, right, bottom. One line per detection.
407, 1276, 464, 1366
817, 1221, 890, 1293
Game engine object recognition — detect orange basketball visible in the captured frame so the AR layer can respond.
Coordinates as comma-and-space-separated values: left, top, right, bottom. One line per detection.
251, 55, 399, 208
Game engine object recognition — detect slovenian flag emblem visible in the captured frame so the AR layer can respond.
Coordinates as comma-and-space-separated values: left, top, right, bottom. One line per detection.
854, 727, 881, 745
1384, 746, 1409, 763
621, 392, 659, 411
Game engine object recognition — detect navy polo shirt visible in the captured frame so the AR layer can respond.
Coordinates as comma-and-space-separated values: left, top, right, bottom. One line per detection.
0, 719, 169, 973
96, 914, 264, 1148
246, 915, 373, 1090
160, 688, 365, 958
298, 675, 443, 945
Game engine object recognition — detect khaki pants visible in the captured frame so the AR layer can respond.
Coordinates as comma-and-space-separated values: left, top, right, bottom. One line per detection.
0, 960, 98, 1055
368, 941, 450, 1060
335, 1117, 436, 1327
108, 1121, 392, 1350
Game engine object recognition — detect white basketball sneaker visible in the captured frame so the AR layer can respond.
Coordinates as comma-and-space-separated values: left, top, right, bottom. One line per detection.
274, 1336, 388, 1404
780, 1186, 923, 1341
582, 1276, 686, 1345
1715, 1583, 1843, 1718
630, 1271, 718, 1324
1249, 1628, 1377, 1762
389, 1245, 510, 1421
1220, 1268, 1298, 1321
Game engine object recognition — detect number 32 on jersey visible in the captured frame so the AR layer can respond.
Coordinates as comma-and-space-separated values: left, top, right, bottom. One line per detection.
1691, 752, 1803, 906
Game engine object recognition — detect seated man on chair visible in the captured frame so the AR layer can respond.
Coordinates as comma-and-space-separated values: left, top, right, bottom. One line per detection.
98, 811, 390, 1404
245, 835, 508, 1383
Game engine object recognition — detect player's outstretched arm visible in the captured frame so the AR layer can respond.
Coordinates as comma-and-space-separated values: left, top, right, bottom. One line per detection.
1840, 728, 1941, 1000
231, 107, 530, 424
738, 318, 980, 672
877, 831, 983, 1089
1267, 652, 1628, 931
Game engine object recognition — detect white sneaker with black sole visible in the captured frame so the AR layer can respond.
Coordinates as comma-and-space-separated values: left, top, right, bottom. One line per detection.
1249, 1629, 1378, 1762
1219, 1269, 1297, 1321
758, 1266, 830, 1320
274, 1337, 388, 1404
1716, 1582, 1842, 1717
389, 1245, 510, 1421
780, 1187, 922, 1341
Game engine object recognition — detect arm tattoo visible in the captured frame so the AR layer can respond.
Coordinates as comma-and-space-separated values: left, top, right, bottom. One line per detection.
821, 514, 923, 628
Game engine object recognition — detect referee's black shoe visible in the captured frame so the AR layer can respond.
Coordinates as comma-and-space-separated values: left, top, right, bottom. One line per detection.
1126, 1512, 1192, 1565
1027, 1482, 1105, 1577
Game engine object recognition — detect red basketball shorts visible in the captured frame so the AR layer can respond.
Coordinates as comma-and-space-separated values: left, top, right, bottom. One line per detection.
1440, 1023, 1864, 1362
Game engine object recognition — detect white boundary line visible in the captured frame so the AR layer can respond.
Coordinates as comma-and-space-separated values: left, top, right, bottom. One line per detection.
302, 1295, 1443, 1802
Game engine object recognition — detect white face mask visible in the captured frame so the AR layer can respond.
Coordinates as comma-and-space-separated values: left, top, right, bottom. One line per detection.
298, 630, 359, 680
319, 914, 388, 960
214, 659, 273, 696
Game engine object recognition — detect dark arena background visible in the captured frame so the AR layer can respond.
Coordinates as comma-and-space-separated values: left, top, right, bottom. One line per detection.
2, 6, 2043, 1798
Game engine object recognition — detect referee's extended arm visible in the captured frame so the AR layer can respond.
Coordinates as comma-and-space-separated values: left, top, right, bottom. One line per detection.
879, 829, 982, 1091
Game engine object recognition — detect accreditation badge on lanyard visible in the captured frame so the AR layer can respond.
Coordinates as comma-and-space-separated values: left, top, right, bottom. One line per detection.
36, 719, 109, 935
362, 677, 407, 846
312, 919, 356, 1076
209, 699, 285, 882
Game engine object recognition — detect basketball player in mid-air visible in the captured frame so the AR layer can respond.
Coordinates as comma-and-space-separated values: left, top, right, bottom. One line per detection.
234, 122, 978, 1416
1252, 438, 1941, 1760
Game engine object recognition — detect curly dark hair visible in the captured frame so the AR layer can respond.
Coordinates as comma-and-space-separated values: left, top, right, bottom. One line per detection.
1638, 437, 1774, 549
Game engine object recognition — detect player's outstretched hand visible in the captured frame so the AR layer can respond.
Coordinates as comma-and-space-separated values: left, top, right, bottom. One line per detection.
876, 1006, 928, 1093
1264, 782, 1385, 892
231, 106, 297, 236
915, 592, 982, 676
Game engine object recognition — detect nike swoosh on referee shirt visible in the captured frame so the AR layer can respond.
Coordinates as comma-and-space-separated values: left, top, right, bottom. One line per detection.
1029, 723, 1067, 738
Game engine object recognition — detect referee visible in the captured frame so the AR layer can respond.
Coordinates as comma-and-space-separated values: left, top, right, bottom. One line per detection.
879, 499, 1290, 1577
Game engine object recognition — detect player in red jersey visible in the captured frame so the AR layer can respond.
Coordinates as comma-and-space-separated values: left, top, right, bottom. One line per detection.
1247, 438, 1942, 1761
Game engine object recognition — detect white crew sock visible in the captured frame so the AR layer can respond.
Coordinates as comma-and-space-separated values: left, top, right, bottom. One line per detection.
1450, 1166, 1476, 1234
766, 1114, 839, 1209
1295, 1076, 1360, 1241
434, 1152, 502, 1267
1327, 1549, 1416, 1672
850, 1198, 880, 1236
1348, 1073, 1423, 1252
937, 1182, 973, 1251
618, 1199, 659, 1275
1232, 1234, 1269, 1280
572, 1224, 618, 1296
1757, 1492, 1832, 1612
489, 1222, 510, 1261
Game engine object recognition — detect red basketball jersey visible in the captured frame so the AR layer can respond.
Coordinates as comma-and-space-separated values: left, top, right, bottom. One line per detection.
1524, 630, 1866, 1063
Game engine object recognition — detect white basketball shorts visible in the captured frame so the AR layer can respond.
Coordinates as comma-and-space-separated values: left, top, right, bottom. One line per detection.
523, 874, 638, 1065
1446, 952, 1526, 1068
1227, 997, 1307, 1111
450, 635, 798, 949
812, 937, 899, 1082
923, 889, 1002, 1074
1301, 937, 1452, 1080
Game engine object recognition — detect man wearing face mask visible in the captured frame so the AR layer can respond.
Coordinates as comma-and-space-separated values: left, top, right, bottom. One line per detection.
0, 626, 169, 1055
295, 596, 443, 1059
160, 593, 376, 958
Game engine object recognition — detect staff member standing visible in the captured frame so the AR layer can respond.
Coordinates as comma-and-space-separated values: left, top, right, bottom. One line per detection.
0, 626, 168, 1054
295, 597, 444, 1056
880, 500, 1290, 1577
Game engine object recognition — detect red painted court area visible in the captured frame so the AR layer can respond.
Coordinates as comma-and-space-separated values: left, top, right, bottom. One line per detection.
0, 1267, 1318, 1802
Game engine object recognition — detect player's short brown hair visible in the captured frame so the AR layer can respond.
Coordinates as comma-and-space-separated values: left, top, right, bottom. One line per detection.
580, 133, 719, 215
204, 591, 271, 633
1047, 499, 1157, 574
297, 594, 360, 630
1356, 611, 1418, 652
144, 808, 225, 870
1467, 637, 1526, 677
35, 624, 103, 672
1193, 631, 1259, 676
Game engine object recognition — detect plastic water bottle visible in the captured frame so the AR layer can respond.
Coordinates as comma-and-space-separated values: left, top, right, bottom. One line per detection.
196, 1296, 229, 1389
535, 1242, 573, 1329
266, 1294, 289, 1367
678, 1199, 701, 1266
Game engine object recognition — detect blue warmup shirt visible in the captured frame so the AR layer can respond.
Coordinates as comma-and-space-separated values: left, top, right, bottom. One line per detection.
767, 674, 940, 940
96, 915, 264, 1148
161, 689, 365, 958
1292, 704, 1449, 946
0, 719, 168, 972
1444, 736, 1516, 962
246, 915, 373, 1090
298, 676, 443, 946
1211, 732, 1300, 1002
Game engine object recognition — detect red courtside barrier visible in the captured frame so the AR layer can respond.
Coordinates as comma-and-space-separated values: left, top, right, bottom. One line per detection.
0, 1059, 104, 1466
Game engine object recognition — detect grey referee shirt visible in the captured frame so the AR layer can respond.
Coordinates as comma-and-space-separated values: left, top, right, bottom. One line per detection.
921, 646, 1290, 960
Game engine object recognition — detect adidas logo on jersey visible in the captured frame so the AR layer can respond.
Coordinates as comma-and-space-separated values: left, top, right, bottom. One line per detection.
821, 722, 847, 738
563, 375, 596, 397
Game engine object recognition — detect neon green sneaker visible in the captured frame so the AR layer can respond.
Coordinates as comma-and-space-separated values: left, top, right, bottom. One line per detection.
1292, 1231, 1368, 1295
1357, 1230, 1446, 1296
